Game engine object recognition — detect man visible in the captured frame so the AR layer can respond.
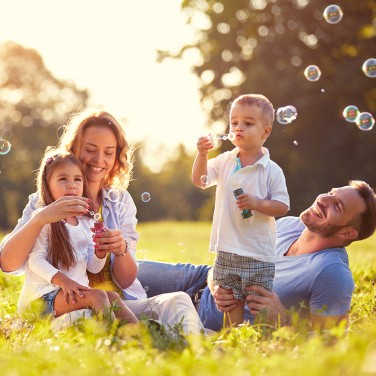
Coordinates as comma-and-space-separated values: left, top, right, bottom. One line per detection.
138, 180, 376, 330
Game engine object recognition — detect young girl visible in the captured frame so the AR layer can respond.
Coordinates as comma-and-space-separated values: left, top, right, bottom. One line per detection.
3, 108, 204, 335
17, 150, 138, 323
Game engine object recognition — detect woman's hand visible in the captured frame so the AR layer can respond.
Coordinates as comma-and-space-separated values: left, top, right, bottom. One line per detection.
92, 228, 127, 255
245, 285, 287, 324
33, 196, 90, 225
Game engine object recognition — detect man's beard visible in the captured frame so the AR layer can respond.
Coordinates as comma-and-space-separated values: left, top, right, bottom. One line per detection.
305, 223, 344, 238
300, 209, 344, 238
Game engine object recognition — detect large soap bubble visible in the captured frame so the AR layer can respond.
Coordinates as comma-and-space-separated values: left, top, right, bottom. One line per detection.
342, 105, 359, 123
356, 112, 375, 131
304, 65, 321, 82
362, 58, 376, 78
0, 138, 11, 155
323, 4, 343, 24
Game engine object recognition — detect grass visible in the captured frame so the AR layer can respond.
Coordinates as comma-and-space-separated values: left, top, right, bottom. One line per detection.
1, 222, 376, 375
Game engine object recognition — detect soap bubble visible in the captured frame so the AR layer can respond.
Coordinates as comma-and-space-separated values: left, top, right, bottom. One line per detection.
114, 202, 126, 215
144, 286, 149, 293
228, 132, 236, 141
323, 4, 343, 24
342, 105, 359, 123
200, 175, 208, 185
0, 138, 11, 155
362, 58, 376, 78
209, 133, 233, 145
108, 189, 120, 202
178, 242, 186, 253
293, 140, 299, 146
304, 65, 321, 81
141, 192, 151, 203
276, 105, 298, 125
136, 250, 149, 265
356, 112, 375, 131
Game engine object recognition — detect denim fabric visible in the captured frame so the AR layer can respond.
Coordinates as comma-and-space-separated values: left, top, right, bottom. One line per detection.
137, 260, 254, 331
40, 288, 61, 316
137, 260, 211, 300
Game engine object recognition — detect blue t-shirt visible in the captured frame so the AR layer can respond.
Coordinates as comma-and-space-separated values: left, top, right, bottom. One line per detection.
199, 216, 355, 331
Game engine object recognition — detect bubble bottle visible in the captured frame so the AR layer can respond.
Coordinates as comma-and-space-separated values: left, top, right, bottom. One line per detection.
233, 188, 253, 219
93, 213, 107, 234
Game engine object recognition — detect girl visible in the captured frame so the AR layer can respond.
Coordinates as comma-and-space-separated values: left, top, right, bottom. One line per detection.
3, 109, 203, 334
18, 150, 138, 323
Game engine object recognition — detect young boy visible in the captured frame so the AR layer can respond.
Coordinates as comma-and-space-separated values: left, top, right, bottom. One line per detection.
192, 94, 290, 326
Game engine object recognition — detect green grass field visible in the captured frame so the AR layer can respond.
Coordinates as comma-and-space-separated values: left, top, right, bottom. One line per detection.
0, 222, 375, 375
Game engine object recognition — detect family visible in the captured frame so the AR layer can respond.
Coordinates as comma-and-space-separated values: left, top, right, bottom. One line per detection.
0, 94, 375, 335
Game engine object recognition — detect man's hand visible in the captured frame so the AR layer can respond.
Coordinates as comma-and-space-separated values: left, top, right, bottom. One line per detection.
245, 285, 287, 324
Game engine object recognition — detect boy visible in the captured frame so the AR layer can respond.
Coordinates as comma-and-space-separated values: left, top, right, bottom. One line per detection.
192, 94, 289, 326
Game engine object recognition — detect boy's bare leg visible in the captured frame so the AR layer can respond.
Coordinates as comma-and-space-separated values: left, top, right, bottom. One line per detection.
225, 301, 244, 327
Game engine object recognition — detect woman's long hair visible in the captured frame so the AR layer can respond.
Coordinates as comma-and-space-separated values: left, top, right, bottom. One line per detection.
37, 149, 90, 270
57, 108, 134, 189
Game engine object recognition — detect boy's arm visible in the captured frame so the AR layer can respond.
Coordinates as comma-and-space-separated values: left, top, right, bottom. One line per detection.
252, 199, 289, 217
192, 136, 213, 188
236, 195, 289, 217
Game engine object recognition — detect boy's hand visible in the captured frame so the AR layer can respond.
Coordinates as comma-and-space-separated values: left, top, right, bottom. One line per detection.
235, 192, 258, 211
196, 136, 213, 156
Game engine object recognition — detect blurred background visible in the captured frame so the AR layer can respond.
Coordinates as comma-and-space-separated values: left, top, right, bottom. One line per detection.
0, 0, 375, 230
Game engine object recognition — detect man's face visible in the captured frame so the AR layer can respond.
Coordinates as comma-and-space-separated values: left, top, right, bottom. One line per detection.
300, 186, 367, 238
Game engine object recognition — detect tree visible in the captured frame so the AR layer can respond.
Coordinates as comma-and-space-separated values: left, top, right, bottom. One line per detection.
129, 143, 214, 221
0, 42, 88, 229
159, 0, 376, 214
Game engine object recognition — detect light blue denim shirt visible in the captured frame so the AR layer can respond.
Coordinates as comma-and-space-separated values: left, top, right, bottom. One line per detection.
0, 188, 147, 300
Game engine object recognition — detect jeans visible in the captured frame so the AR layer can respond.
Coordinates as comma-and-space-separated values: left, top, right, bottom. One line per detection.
137, 261, 211, 300
137, 260, 253, 331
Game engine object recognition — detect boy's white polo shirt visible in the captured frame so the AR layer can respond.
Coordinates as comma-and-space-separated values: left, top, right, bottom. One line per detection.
205, 147, 289, 262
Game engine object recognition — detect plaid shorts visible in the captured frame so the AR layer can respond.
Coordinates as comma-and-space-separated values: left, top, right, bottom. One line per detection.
212, 251, 275, 300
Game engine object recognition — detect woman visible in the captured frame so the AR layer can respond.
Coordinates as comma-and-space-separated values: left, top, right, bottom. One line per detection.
0, 108, 203, 334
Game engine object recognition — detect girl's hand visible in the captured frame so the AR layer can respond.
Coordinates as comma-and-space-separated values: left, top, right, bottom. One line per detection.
52, 272, 91, 304
92, 228, 127, 256
197, 136, 213, 156
33, 196, 90, 225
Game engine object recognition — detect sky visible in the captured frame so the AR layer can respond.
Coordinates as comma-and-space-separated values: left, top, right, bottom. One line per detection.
0, 0, 208, 171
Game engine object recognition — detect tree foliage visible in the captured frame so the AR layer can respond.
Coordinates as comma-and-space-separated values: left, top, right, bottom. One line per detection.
159, 0, 376, 214
0, 42, 88, 228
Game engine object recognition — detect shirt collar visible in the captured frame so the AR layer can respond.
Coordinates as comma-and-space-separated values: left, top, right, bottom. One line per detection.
230, 147, 271, 168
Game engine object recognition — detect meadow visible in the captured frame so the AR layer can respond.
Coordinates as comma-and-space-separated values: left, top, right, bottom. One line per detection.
0, 221, 375, 376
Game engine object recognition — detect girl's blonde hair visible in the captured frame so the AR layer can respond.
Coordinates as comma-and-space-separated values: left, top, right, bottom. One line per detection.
57, 108, 134, 189
37, 149, 90, 270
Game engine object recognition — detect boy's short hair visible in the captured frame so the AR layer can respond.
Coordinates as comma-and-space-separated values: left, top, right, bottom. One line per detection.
231, 94, 275, 127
